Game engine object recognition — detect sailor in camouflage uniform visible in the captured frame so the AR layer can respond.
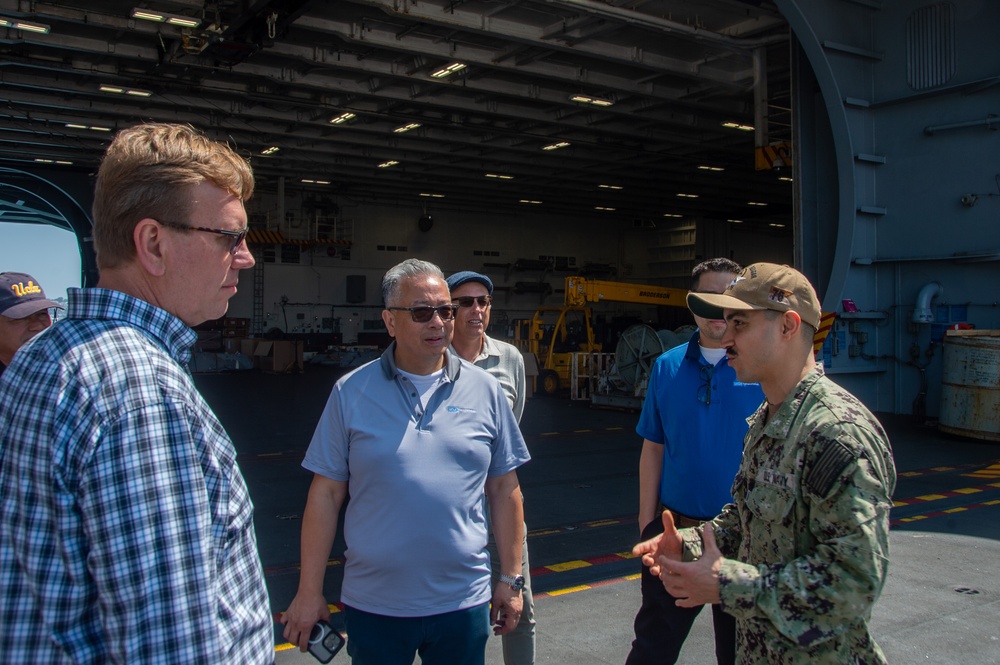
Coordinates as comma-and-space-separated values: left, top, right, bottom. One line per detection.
634, 262, 896, 664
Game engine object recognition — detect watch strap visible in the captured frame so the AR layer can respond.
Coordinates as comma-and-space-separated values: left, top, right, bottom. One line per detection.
499, 573, 525, 590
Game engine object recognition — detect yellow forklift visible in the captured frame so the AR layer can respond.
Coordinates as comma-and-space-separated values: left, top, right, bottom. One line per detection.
515, 277, 688, 395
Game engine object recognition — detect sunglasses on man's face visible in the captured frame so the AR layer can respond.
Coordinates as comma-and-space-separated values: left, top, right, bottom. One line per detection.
158, 219, 249, 255
453, 295, 492, 308
388, 304, 459, 323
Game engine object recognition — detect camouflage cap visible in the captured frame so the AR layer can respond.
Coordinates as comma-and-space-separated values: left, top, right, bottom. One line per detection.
686, 262, 821, 329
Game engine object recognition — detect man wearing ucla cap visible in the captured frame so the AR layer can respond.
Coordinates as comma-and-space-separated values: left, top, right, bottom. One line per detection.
634, 262, 896, 664
447, 269, 534, 665
0, 271, 63, 372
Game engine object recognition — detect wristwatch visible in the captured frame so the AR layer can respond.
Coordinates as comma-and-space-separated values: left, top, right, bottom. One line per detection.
499, 573, 525, 591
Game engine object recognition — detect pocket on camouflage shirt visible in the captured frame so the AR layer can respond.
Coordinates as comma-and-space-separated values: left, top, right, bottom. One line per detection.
746, 485, 794, 524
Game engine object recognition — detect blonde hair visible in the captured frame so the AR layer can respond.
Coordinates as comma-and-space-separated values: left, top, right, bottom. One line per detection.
92, 123, 254, 269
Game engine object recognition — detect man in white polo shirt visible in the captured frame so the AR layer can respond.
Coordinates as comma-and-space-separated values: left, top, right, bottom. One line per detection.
282, 258, 530, 665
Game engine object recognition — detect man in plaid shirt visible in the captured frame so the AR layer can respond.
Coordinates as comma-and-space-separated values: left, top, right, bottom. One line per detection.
0, 124, 273, 664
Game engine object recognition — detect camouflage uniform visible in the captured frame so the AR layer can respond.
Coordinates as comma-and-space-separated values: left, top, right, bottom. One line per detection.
680, 365, 896, 664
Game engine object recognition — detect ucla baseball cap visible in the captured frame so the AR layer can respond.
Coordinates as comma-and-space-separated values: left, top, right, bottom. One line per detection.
445, 271, 494, 295
0, 272, 63, 319
686, 262, 821, 330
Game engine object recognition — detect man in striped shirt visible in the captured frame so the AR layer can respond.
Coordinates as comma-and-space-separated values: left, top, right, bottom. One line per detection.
0, 124, 273, 664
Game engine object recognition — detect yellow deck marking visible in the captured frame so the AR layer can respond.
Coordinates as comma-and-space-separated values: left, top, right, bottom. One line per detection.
547, 584, 592, 596
546, 560, 592, 572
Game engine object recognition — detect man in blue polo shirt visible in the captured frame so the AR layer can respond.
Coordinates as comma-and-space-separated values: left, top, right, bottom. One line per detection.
281, 258, 530, 665
626, 258, 763, 665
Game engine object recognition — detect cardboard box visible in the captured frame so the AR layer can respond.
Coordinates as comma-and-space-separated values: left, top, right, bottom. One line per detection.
254, 340, 304, 373
195, 330, 223, 352
240, 338, 261, 358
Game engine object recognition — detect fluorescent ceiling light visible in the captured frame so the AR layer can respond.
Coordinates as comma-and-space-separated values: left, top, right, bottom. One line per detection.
431, 62, 466, 78
0, 17, 51, 33
419, 192, 445, 198
378, 160, 399, 168
34, 158, 73, 165
598, 184, 623, 190
747, 201, 768, 206
66, 123, 112, 132
570, 95, 613, 107
662, 213, 683, 218
393, 122, 421, 134
541, 141, 570, 151
778, 176, 793, 182
727, 219, 744, 223
595, 206, 616, 211
261, 146, 280, 155
722, 121, 754, 132
131, 8, 201, 28
485, 173, 514, 180
519, 199, 543, 204
301, 179, 330, 184
769, 223, 786, 228
99, 84, 152, 97
676, 193, 699, 199
697, 165, 725, 172
329, 112, 355, 124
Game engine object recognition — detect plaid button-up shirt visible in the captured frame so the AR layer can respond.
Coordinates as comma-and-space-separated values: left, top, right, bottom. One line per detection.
0, 288, 272, 664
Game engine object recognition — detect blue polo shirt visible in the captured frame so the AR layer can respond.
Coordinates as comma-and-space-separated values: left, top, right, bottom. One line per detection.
636, 331, 763, 519
303, 344, 530, 617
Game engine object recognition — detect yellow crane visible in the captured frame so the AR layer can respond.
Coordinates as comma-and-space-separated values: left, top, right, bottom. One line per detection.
516, 277, 688, 395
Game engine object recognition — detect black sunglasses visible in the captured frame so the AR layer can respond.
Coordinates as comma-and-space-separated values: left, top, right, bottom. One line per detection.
158, 220, 249, 255
388, 304, 459, 323
453, 295, 492, 308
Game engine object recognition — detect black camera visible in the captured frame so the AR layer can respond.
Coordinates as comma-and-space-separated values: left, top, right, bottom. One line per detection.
307, 620, 346, 663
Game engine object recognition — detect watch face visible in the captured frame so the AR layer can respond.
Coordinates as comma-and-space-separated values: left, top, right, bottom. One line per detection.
512, 575, 525, 591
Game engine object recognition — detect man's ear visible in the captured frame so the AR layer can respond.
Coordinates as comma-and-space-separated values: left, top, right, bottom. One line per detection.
781, 310, 802, 338
381, 309, 396, 338
133, 219, 168, 277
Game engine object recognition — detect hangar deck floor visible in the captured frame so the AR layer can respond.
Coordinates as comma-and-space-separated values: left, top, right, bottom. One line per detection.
192, 365, 1000, 664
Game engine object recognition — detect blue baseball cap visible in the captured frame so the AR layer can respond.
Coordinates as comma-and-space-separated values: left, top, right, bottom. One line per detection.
0, 272, 63, 319
446, 271, 494, 295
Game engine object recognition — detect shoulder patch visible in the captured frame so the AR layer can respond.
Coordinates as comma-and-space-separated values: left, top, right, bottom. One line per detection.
805, 440, 856, 497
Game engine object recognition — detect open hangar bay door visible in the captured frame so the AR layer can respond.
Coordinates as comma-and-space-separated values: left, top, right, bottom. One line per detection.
2, 0, 999, 417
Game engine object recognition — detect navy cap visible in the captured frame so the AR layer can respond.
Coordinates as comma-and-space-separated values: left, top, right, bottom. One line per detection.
0, 272, 63, 319
446, 270, 494, 295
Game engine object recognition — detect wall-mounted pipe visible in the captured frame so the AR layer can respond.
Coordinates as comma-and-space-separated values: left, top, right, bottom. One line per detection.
912, 282, 943, 323
924, 114, 997, 136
